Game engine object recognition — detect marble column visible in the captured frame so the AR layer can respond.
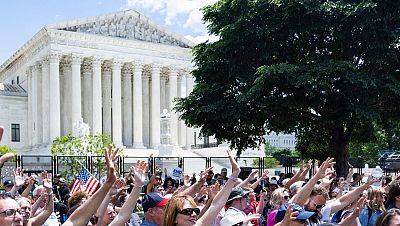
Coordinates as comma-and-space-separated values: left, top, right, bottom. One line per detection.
179, 74, 187, 147
61, 62, 72, 136
41, 58, 50, 144
92, 57, 102, 134
185, 73, 194, 149
49, 53, 61, 141
112, 60, 123, 147
150, 65, 161, 149
35, 64, 43, 145
26, 68, 32, 146
31, 65, 39, 145
71, 55, 82, 129
122, 65, 132, 146
169, 68, 179, 146
133, 63, 145, 148
82, 59, 92, 126
102, 65, 112, 137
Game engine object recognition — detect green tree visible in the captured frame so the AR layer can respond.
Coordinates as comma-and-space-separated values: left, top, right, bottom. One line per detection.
175, 0, 400, 177
0, 145, 17, 155
51, 133, 114, 181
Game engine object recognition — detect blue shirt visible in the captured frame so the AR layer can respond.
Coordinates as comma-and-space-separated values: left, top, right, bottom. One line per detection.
359, 207, 382, 226
140, 219, 158, 226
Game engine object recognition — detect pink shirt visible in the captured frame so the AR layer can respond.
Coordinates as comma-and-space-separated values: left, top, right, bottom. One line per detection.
266, 210, 277, 226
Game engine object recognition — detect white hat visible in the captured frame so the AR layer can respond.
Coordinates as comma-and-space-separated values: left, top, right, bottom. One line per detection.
270, 179, 278, 185
220, 212, 246, 226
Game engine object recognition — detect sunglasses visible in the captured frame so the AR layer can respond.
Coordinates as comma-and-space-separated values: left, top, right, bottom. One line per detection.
177, 208, 200, 216
284, 196, 291, 200
232, 222, 243, 226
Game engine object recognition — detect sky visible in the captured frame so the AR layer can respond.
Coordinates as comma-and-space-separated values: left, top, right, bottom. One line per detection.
0, 0, 218, 64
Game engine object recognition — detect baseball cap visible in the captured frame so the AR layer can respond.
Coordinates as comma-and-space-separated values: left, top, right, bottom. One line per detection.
221, 168, 228, 173
227, 187, 250, 202
3, 180, 13, 187
142, 192, 169, 212
275, 203, 316, 222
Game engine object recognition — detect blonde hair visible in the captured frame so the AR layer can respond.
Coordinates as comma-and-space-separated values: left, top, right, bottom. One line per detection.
367, 188, 385, 212
269, 188, 288, 209
163, 195, 197, 226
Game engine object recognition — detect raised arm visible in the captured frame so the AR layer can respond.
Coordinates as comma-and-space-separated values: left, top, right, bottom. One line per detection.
21, 176, 35, 197
10, 167, 25, 197
109, 160, 147, 226
291, 157, 335, 206
328, 175, 372, 213
62, 145, 119, 226
237, 170, 259, 188
177, 167, 213, 197
195, 150, 241, 226
251, 170, 269, 190
28, 171, 54, 226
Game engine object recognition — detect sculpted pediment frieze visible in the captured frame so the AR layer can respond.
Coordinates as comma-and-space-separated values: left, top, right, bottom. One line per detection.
48, 10, 194, 49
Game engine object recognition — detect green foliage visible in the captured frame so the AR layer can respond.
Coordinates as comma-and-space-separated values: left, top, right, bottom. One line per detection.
51, 133, 114, 181
0, 145, 16, 155
252, 157, 280, 169
175, 0, 400, 177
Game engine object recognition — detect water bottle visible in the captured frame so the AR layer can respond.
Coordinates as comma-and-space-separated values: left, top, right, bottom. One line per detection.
362, 164, 370, 183
371, 166, 383, 187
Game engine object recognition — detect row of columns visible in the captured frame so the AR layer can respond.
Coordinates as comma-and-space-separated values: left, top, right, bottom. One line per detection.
26, 53, 194, 150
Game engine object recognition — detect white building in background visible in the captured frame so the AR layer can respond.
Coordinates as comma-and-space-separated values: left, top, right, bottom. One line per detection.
0, 10, 220, 154
265, 132, 297, 150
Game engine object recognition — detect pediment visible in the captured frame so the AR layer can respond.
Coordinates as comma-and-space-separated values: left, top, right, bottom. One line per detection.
46, 10, 195, 48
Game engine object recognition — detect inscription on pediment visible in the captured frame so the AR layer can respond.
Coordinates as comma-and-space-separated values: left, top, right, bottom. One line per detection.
57, 12, 191, 48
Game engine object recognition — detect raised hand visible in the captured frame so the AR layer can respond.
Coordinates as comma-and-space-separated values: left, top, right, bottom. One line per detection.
199, 166, 214, 182
13, 167, 25, 187
105, 145, 119, 184
131, 160, 147, 187
247, 170, 259, 181
208, 182, 220, 200
227, 150, 240, 177
315, 157, 335, 180
183, 174, 191, 187
41, 171, 52, 190
261, 170, 269, 179
109, 178, 125, 196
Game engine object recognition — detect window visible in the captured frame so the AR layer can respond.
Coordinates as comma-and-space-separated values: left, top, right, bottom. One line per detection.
11, 124, 20, 142
17, 76, 19, 84
11, 80, 14, 84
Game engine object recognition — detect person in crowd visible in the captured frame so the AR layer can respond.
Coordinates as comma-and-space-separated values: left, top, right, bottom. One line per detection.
359, 188, 385, 226
3, 180, 13, 193
0, 193, 24, 226
163, 177, 177, 195
375, 208, 400, 226
220, 168, 228, 184
55, 178, 70, 205
266, 188, 291, 226
386, 180, 400, 210
140, 192, 169, 226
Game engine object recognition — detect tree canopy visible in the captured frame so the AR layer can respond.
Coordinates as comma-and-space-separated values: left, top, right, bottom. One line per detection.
175, 0, 400, 176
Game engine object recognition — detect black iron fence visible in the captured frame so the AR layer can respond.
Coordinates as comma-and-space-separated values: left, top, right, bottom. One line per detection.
0, 155, 396, 182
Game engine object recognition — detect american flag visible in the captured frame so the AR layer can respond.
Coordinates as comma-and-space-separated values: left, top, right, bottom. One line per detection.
70, 167, 100, 195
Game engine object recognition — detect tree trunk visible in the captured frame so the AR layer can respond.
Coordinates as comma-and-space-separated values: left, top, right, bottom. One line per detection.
333, 126, 352, 177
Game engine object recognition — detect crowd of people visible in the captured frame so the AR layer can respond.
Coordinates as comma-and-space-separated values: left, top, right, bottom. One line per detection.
1, 126, 400, 226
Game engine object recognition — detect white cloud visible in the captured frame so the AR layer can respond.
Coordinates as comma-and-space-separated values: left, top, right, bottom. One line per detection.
125, 0, 217, 34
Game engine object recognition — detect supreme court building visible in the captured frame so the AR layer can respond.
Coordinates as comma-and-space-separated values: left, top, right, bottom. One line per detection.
0, 10, 209, 153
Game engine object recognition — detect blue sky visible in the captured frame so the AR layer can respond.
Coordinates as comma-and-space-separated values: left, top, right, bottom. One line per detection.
0, 0, 218, 64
